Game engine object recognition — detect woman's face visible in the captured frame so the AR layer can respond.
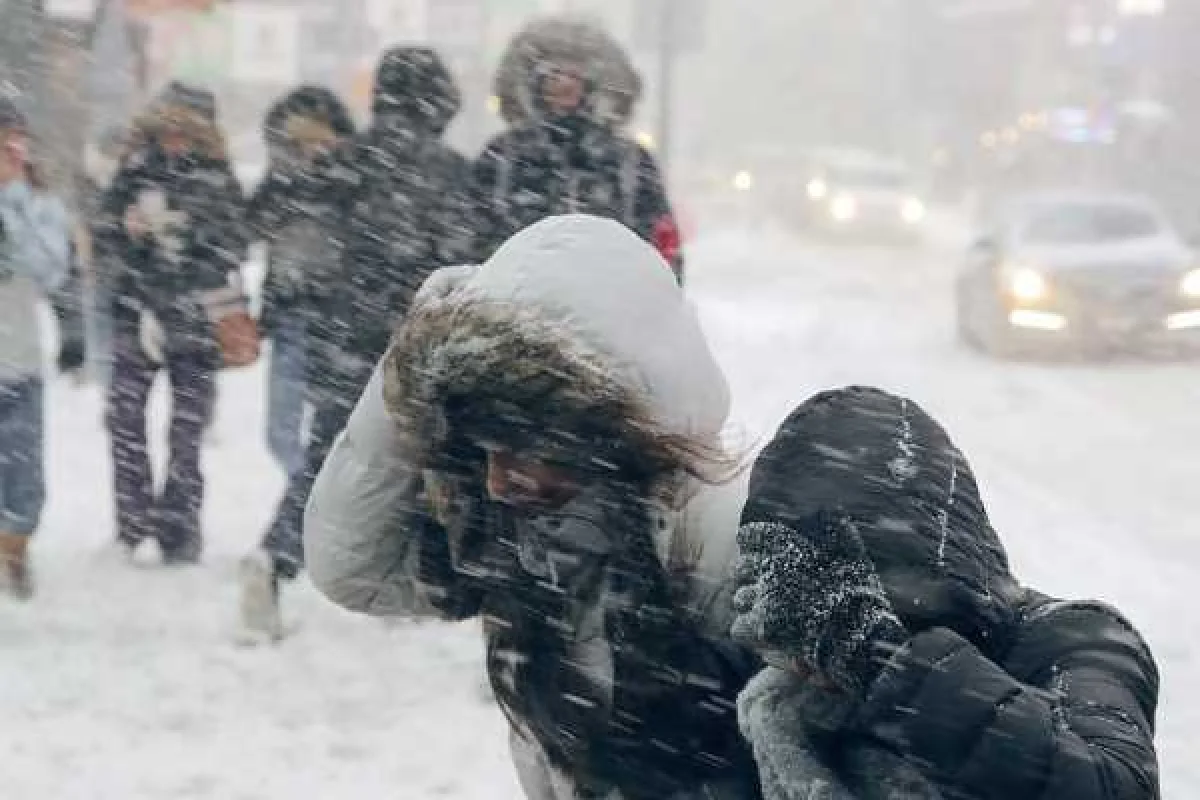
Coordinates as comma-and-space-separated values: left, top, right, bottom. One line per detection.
484, 448, 582, 511
160, 127, 191, 157
542, 64, 585, 115
0, 129, 29, 183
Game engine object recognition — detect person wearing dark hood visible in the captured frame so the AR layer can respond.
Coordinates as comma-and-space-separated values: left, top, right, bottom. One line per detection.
731, 387, 1160, 800
245, 86, 355, 482
94, 82, 247, 564
238, 48, 473, 641
475, 17, 684, 282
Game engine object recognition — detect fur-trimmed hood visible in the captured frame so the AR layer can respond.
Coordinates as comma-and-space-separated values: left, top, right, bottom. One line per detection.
493, 16, 641, 129
384, 215, 729, 474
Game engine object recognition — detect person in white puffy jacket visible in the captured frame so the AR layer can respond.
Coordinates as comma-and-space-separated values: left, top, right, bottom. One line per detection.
305, 215, 764, 799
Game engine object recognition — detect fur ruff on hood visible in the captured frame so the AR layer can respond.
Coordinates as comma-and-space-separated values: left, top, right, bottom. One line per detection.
493, 15, 642, 129
384, 216, 728, 485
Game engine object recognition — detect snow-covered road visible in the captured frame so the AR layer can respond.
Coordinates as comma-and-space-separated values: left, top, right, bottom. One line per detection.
4, 225, 1196, 798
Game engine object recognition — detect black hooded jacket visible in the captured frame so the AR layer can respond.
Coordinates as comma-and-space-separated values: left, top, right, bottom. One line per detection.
329, 47, 473, 363
473, 34, 681, 279
741, 387, 1160, 800
95, 85, 245, 344
245, 86, 355, 332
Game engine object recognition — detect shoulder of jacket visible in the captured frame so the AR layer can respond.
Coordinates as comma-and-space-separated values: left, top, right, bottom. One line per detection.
1011, 595, 1157, 683
1020, 596, 1144, 639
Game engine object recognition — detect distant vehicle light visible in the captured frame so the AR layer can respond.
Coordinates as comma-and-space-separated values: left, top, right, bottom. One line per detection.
806, 178, 828, 200
830, 194, 858, 222
487, 95, 501, 114
980, 131, 998, 149
636, 131, 657, 151
902, 197, 927, 224
1007, 266, 1049, 302
1166, 311, 1200, 330
1009, 310, 1067, 331
732, 170, 754, 192
1180, 269, 1200, 298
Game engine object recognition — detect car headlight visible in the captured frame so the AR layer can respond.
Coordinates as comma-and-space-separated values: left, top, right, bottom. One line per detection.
1181, 268, 1200, 298
902, 197, 926, 224
830, 193, 858, 222
732, 170, 754, 192
807, 178, 828, 200
1007, 266, 1049, 302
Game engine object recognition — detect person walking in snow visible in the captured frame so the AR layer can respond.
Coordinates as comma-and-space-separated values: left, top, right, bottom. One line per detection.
0, 100, 72, 598
245, 86, 355, 482
475, 16, 684, 282
238, 48, 473, 641
94, 83, 247, 565
304, 215, 763, 798
731, 387, 1160, 800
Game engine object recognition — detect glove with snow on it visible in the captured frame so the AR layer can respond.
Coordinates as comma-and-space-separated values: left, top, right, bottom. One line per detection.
731, 513, 908, 697
138, 309, 166, 365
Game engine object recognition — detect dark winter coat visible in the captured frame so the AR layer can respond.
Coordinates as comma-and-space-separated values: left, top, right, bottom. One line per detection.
327, 47, 473, 365
94, 102, 245, 348
739, 386, 1160, 800
474, 23, 682, 279
305, 216, 759, 800
474, 125, 679, 274
246, 87, 354, 336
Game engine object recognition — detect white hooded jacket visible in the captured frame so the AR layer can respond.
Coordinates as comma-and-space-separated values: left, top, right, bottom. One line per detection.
305, 214, 747, 629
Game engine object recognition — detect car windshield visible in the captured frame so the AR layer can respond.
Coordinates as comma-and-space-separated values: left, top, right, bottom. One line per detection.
1021, 201, 1163, 245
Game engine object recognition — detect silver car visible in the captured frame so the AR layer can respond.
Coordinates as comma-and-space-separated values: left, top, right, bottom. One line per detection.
956, 191, 1200, 357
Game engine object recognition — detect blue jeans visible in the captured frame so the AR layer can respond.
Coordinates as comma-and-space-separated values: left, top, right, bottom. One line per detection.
85, 270, 113, 387
266, 315, 308, 479
0, 377, 45, 536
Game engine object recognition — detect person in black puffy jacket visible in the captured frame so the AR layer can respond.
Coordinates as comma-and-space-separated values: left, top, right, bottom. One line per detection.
94, 82, 246, 564
475, 16, 684, 282
731, 386, 1160, 800
237, 48, 473, 642
246, 86, 354, 481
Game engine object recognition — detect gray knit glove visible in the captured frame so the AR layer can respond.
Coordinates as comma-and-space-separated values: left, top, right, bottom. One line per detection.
731, 513, 908, 697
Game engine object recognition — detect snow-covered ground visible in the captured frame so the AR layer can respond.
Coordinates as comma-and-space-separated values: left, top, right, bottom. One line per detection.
3, 222, 1196, 798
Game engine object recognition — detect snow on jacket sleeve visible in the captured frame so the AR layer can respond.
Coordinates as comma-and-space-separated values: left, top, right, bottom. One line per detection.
304, 361, 479, 620
857, 603, 1160, 800
196, 158, 248, 278
2, 189, 70, 292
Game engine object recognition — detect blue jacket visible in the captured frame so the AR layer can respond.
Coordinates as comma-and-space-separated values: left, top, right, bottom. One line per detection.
0, 179, 70, 379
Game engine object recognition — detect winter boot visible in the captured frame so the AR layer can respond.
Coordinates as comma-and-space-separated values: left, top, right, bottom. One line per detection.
238, 549, 284, 644
0, 532, 34, 600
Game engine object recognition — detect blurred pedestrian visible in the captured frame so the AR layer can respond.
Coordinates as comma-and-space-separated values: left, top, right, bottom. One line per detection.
0, 99, 72, 598
477, 16, 684, 281
246, 86, 355, 481
732, 387, 1160, 800
94, 82, 247, 565
238, 48, 473, 641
